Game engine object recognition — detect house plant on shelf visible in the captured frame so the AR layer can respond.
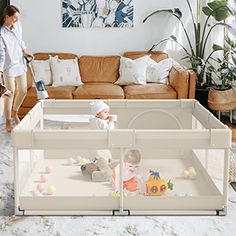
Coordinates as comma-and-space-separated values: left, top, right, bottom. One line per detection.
207, 36, 236, 114
143, 0, 235, 108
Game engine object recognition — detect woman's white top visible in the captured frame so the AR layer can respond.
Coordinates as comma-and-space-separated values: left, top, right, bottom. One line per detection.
0, 22, 27, 77
89, 116, 115, 130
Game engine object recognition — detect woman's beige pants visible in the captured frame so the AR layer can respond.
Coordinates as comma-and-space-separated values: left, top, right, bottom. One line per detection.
3, 74, 27, 120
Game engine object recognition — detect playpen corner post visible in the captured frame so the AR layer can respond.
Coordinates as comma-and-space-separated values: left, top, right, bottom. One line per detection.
223, 148, 230, 206
13, 147, 20, 214
119, 147, 124, 214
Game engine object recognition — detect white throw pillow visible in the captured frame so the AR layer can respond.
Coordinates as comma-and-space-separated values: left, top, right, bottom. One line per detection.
50, 56, 83, 87
115, 56, 150, 86
31, 60, 52, 85
146, 57, 173, 84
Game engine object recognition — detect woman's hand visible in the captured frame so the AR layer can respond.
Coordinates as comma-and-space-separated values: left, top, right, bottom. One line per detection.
23, 49, 33, 57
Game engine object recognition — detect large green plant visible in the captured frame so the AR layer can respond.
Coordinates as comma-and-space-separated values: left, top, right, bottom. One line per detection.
143, 0, 234, 87
207, 36, 236, 89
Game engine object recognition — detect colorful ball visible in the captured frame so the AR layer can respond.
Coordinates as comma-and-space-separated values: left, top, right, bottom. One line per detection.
47, 185, 56, 195
67, 158, 75, 165
75, 156, 82, 163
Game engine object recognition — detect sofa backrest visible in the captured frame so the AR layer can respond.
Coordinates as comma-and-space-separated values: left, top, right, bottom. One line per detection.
79, 56, 120, 83
123, 51, 168, 62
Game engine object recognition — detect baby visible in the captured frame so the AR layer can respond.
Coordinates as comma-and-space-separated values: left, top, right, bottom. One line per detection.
89, 100, 114, 130
113, 149, 145, 195
89, 100, 114, 162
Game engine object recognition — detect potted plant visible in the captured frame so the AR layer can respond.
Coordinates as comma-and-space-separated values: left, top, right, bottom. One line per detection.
143, 0, 234, 87
207, 36, 236, 113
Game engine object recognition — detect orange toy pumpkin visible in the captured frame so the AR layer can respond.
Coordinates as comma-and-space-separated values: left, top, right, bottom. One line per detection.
146, 170, 173, 196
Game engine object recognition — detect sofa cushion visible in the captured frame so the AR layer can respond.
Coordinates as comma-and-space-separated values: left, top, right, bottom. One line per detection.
79, 56, 120, 83
123, 84, 177, 99
73, 83, 124, 99
31, 59, 52, 85
115, 56, 149, 86
123, 51, 168, 62
22, 86, 76, 107
146, 57, 173, 84
50, 57, 83, 87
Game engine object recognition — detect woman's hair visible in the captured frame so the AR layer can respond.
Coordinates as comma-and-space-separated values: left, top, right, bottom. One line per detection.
0, 5, 20, 27
123, 149, 141, 165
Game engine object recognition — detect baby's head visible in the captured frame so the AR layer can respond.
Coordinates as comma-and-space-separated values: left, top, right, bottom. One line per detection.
90, 100, 110, 120
123, 149, 141, 174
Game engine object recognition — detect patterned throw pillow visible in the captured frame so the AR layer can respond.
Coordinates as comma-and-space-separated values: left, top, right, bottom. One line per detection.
31, 60, 52, 85
50, 56, 83, 87
146, 57, 173, 84
115, 56, 149, 86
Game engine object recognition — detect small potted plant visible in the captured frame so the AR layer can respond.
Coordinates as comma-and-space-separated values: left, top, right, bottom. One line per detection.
208, 36, 236, 113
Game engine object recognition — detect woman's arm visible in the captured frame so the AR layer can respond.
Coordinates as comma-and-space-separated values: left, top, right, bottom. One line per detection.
0, 37, 6, 73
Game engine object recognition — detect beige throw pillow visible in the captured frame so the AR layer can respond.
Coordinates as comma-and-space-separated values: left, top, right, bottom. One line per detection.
50, 56, 83, 87
31, 60, 52, 85
115, 56, 149, 86
146, 57, 173, 84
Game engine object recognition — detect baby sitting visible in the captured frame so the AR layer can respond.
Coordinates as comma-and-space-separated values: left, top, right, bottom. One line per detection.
113, 149, 145, 195
89, 100, 114, 130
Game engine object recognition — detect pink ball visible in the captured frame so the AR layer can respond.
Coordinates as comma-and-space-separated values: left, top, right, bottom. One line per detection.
75, 156, 82, 163
40, 174, 48, 182
37, 184, 44, 193
45, 165, 53, 174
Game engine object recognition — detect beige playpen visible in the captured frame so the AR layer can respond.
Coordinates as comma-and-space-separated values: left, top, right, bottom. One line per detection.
12, 99, 231, 215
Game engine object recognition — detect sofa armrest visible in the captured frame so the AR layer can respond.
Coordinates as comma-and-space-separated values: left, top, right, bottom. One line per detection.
169, 61, 196, 99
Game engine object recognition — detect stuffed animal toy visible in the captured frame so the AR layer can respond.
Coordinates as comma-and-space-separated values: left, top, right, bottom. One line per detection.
81, 157, 119, 182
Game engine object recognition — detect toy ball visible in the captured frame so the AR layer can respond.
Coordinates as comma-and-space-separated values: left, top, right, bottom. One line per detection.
36, 183, 44, 193
183, 170, 190, 178
40, 174, 48, 182
182, 167, 197, 179
67, 157, 75, 165
45, 165, 53, 174
47, 185, 56, 195
188, 167, 197, 178
75, 156, 82, 163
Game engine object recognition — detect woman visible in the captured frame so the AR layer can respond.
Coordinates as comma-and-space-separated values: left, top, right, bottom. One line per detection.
0, 5, 31, 132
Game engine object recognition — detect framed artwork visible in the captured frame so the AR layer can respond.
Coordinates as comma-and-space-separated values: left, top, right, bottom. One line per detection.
62, 0, 134, 28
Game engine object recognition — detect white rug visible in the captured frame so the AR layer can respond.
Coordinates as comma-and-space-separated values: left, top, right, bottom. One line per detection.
1, 121, 236, 236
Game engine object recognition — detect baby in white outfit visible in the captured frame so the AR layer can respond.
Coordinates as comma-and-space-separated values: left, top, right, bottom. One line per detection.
89, 100, 115, 161
89, 101, 115, 130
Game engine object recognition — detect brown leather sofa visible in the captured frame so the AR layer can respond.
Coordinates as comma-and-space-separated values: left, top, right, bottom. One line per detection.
19, 51, 196, 117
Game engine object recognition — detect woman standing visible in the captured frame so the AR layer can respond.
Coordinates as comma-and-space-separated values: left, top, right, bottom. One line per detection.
0, 5, 31, 132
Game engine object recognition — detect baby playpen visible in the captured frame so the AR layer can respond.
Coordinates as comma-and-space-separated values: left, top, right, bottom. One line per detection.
12, 99, 231, 215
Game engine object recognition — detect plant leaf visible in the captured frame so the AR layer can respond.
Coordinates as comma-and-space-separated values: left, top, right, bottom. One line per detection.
213, 44, 224, 51
174, 8, 182, 18
143, 9, 174, 23
205, 0, 232, 21
170, 35, 177, 41
202, 6, 212, 16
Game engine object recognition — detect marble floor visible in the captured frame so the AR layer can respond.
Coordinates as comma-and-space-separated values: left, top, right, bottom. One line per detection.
1, 122, 236, 236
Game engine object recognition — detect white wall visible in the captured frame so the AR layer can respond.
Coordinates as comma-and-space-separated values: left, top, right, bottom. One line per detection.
11, 0, 196, 60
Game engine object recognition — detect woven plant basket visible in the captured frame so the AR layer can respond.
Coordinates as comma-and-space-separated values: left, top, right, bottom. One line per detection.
208, 88, 236, 112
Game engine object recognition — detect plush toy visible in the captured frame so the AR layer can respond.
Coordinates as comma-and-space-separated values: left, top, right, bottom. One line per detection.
81, 157, 119, 182
146, 170, 173, 196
